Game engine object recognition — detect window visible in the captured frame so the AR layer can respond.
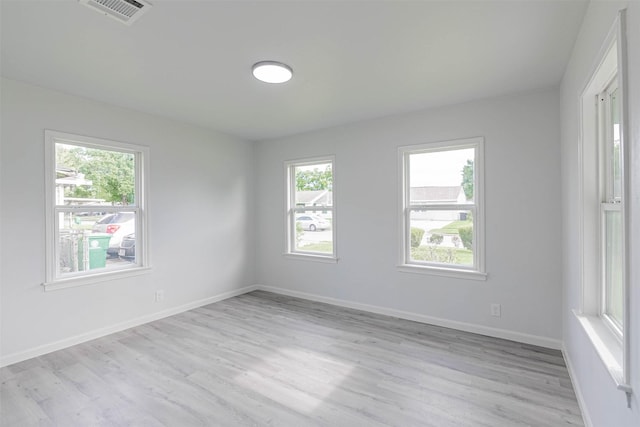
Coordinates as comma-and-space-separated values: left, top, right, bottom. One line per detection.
577, 9, 631, 399
599, 79, 623, 335
285, 157, 336, 261
44, 131, 149, 289
398, 137, 485, 279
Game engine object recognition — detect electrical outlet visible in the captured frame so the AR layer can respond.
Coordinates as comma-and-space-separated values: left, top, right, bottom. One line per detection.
155, 290, 164, 302
491, 303, 501, 317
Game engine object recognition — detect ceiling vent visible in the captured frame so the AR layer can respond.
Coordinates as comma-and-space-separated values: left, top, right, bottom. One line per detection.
79, 0, 152, 25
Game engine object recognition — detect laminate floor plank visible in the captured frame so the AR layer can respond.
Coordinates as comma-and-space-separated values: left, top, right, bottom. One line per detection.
1, 290, 583, 426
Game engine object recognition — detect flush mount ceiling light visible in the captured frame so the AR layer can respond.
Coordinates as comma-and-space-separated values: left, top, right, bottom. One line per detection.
252, 61, 293, 84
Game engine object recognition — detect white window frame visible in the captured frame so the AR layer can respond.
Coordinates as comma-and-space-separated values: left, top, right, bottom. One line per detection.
575, 9, 631, 401
598, 78, 623, 338
284, 156, 337, 262
397, 137, 486, 280
44, 130, 150, 291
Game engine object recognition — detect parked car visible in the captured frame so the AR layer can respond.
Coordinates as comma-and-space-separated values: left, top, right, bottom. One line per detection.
118, 233, 135, 260
92, 212, 135, 256
296, 214, 331, 231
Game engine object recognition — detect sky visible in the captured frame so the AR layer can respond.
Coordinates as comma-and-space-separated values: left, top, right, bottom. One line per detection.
409, 147, 473, 187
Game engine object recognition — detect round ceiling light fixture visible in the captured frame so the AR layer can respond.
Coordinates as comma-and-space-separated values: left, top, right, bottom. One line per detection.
252, 61, 293, 84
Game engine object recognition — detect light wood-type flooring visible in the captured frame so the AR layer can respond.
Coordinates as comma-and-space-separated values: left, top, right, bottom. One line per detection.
1, 291, 583, 426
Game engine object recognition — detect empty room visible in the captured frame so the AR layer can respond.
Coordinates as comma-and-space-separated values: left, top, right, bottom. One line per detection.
1, 1, 638, 426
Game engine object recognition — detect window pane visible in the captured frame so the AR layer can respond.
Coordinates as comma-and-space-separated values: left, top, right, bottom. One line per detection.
611, 88, 622, 201
293, 162, 333, 208
294, 210, 333, 254
55, 143, 136, 207
409, 148, 474, 204
409, 209, 473, 266
604, 209, 623, 328
58, 211, 137, 275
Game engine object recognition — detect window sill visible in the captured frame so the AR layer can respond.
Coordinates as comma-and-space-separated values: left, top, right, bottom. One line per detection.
397, 264, 487, 281
43, 266, 152, 292
283, 253, 338, 264
573, 310, 631, 393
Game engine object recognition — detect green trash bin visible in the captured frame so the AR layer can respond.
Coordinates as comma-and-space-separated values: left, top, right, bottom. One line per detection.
87, 234, 111, 269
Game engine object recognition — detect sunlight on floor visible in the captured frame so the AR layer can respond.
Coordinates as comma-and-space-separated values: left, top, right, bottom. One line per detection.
233, 347, 355, 413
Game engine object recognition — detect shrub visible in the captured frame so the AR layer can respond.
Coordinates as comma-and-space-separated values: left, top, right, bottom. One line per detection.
295, 221, 303, 245
410, 227, 425, 248
428, 233, 443, 245
458, 226, 473, 250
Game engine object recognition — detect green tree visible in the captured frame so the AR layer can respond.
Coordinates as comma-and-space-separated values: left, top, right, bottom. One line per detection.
296, 166, 332, 191
81, 148, 134, 204
56, 145, 86, 172
461, 159, 474, 200
56, 144, 135, 205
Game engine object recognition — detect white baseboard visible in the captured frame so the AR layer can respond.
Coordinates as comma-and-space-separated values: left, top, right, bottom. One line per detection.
562, 345, 592, 427
255, 284, 563, 350
0, 285, 259, 368
2, 283, 562, 368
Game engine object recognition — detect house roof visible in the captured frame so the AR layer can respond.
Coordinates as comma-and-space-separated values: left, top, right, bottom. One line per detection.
0, 1, 588, 141
55, 176, 92, 187
55, 167, 92, 187
410, 186, 463, 203
296, 190, 332, 206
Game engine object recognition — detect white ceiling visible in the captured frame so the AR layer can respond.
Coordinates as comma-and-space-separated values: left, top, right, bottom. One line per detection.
1, 0, 588, 141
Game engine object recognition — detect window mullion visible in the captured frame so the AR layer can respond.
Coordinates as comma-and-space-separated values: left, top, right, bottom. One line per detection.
409, 204, 475, 211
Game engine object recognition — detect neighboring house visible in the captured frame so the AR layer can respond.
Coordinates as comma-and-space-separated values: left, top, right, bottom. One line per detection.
410, 186, 467, 221
55, 167, 108, 233
295, 190, 333, 209
410, 186, 466, 205
55, 166, 92, 206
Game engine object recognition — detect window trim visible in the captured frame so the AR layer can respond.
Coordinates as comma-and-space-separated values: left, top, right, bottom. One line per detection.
284, 155, 337, 261
397, 137, 486, 280
576, 9, 631, 399
43, 130, 150, 291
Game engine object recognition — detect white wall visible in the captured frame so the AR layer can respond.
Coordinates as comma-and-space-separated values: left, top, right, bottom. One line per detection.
560, 1, 639, 426
255, 89, 563, 347
0, 78, 256, 365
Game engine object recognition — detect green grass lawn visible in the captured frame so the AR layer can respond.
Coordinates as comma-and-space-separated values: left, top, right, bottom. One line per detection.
298, 241, 333, 253
411, 245, 473, 265
429, 219, 472, 235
